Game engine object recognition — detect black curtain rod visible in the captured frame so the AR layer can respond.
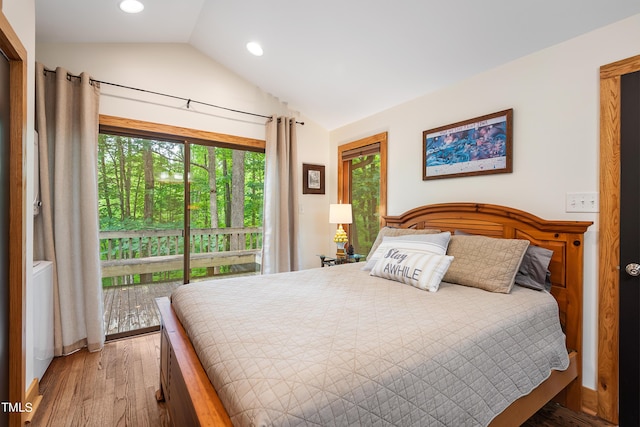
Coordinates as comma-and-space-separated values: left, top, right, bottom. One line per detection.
42, 68, 304, 125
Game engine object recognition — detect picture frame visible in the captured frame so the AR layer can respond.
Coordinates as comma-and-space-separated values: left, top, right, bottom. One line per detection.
423, 109, 513, 180
302, 163, 325, 194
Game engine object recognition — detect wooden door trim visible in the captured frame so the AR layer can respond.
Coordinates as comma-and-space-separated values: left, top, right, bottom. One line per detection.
0, 10, 27, 427
598, 54, 640, 425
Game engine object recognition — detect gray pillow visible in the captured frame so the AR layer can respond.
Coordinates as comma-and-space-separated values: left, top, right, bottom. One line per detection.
514, 245, 554, 292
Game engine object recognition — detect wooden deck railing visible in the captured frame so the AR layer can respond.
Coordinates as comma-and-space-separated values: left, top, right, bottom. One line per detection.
100, 227, 262, 285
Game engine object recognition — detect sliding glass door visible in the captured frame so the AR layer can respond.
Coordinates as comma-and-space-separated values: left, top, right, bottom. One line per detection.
98, 135, 185, 338
98, 130, 265, 339
188, 144, 264, 282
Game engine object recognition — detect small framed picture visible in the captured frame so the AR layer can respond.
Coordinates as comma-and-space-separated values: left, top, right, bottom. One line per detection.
423, 109, 513, 180
302, 163, 325, 194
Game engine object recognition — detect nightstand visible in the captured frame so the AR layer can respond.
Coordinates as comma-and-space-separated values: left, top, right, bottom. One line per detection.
318, 254, 364, 267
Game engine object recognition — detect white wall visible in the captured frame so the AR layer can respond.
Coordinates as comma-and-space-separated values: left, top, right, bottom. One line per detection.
330, 13, 640, 391
3, 0, 36, 392
36, 43, 331, 270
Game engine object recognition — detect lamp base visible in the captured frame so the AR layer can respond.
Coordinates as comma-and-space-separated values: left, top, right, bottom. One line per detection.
336, 241, 346, 258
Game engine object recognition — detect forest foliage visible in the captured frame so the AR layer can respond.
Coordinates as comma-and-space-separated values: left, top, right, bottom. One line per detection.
97, 134, 380, 284
98, 134, 265, 285
98, 134, 265, 232
349, 154, 380, 255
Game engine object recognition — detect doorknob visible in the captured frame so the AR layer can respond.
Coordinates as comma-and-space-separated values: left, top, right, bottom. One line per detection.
625, 263, 640, 276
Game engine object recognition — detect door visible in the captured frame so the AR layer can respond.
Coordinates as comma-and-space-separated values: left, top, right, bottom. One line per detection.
98, 132, 265, 338
619, 69, 640, 426
187, 144, 264, 282
98, 134, 185, 338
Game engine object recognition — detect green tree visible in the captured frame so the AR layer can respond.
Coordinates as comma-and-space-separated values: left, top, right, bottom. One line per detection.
98, 133, 265, 282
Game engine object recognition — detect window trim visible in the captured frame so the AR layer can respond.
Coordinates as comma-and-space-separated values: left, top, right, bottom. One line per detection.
99, 115, 265, 152
337, 132, 388, 242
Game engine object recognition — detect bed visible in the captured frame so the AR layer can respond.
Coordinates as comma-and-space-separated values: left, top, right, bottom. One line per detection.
155, 203, 592, 426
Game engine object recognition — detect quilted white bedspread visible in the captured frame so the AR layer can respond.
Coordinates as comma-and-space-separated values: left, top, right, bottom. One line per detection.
171, 263, 569, 426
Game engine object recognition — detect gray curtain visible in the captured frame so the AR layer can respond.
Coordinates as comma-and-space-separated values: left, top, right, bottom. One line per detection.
34, 63, 104, 355
262, 116, 299, 273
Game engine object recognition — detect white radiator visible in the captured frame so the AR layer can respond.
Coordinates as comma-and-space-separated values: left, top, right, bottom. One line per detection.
32, 261, 53, 381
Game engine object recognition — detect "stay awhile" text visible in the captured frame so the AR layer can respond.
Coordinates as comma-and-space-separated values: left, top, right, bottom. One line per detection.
382, 249, 422, 280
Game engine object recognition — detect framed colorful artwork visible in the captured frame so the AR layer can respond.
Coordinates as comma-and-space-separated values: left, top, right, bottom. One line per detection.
423, 109, 513, 180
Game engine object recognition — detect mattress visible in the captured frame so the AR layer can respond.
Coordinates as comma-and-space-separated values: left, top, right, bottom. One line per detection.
171, 262, 569, 426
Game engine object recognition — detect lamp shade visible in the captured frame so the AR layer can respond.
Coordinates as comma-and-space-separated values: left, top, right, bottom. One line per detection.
329, 203, 352, 224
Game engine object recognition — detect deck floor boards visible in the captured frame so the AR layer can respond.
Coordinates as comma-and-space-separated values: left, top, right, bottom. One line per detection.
102, 275, 256, 336
103, 283, 181, 336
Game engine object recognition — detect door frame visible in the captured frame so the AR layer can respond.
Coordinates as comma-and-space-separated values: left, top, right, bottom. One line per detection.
0, 9, 27, 427
598, 54, 640, 425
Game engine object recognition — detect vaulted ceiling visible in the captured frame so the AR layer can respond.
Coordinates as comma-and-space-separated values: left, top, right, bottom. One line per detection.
35, 0, 640, 129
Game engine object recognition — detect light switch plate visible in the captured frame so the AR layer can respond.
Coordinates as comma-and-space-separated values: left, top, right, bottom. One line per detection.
566, 192, 599, 213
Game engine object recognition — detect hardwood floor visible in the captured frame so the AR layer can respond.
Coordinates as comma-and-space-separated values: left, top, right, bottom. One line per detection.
32, 333, 169, 427
32, 333, 615, 426
523, 403, 616, 427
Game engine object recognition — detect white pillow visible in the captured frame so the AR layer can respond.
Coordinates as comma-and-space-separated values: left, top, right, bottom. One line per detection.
366, 227, 442, 260
361, 231, 451, 271
370, 247, 454, 292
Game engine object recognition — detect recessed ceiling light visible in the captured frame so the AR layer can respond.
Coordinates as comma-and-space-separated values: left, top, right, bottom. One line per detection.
119, 0, 144, 14
246, 42, 264, 57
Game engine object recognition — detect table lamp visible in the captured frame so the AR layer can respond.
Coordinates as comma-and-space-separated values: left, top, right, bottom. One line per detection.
329, 203, 352, 257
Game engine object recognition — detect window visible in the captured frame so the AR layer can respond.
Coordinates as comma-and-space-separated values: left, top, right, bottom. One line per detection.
338, 132, 387, 256
98, 116, 265, 338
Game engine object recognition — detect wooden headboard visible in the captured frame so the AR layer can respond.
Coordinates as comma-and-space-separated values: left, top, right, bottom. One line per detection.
384, 202, 592, 410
